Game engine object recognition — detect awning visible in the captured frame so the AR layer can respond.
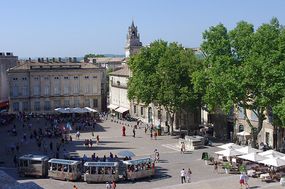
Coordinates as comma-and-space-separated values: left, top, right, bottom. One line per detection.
84, 107, 97, 113
115, 107, 129, 113
107, 104, 119, 110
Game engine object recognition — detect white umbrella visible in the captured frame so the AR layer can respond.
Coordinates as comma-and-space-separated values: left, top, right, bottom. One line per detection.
84, 107, 98, 113
217, 143, 242, 150
215, 148, 243, 157
236, 146, 262, 154
237, 131, 251, 136
239, 152, 266, 162
259, 157, 285, 167
259, 150, 285, 158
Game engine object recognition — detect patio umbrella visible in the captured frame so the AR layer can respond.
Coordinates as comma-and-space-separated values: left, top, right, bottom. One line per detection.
236, 131, 251, 136
84, 107, 97, 113
215, 148, 243, 157
117, 150, 136, 157
259, 157, 285, 167
217, 143, 242, 150
236, 146, 262, 154
238, 152, 266, 162
259, 150, 285, 158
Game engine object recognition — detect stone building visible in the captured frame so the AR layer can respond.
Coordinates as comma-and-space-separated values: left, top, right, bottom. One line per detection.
7, 58, 106, 113
0, 52, 18, 109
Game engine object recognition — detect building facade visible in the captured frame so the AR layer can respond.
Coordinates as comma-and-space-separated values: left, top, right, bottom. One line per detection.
7, 59, 106, 113
0, 52, 18, 109
108, 66, 130, 119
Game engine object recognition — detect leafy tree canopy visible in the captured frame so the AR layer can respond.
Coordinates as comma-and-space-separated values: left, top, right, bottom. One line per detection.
128, 40, 201, 133
192, 18, 285, 147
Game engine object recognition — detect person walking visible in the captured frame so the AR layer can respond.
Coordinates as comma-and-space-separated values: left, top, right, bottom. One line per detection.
106, 181, 111, 189
214, 161, 218, 173
133, 127, 136, 138
239, 172, 246, 189
122, 126, 126, 136
244, 173, 250, 189
186, 168, 192, 183
96, 135, 100, 144
180, 168, 186, 184
111, 180, 117, 189
181, 142, 185, 154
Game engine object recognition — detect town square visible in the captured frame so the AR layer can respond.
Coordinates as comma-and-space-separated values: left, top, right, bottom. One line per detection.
1, 1, 285, 189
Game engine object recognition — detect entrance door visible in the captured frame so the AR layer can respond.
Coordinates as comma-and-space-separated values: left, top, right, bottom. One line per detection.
148, 107, 153, 124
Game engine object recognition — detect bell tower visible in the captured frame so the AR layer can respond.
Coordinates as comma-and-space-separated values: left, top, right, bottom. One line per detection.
125, 21, 142, 58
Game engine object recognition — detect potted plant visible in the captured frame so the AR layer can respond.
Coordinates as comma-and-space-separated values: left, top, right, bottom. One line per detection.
239, 165, 246, 174
223, 162, 232, 174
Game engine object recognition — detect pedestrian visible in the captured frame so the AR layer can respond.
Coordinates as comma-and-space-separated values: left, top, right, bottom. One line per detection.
111, 180, 117, 189
214, 161, 218, 173
154, 132, 157, 140
239, 172, 246, 189
150, 131, 153, 139
186, 168, 192, 183
13, 155, 17, 167
180, 168, 186, 184
96, 135, 100, 144
90, 139, 93, 147
154, 149, 160, 163
133, 127, 136, 138
106, 182, 111, 189
181, 142, 185, 154
244, 173, 250, 189
122, 126, 126, 136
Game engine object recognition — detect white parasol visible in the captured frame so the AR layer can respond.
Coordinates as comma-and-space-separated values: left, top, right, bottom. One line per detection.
259, 157, 285, 167
238, 152, 266, 162
217, 143, 242, 150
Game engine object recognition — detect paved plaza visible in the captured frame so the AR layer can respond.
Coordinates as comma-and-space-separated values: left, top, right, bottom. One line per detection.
0, 116, 283, 189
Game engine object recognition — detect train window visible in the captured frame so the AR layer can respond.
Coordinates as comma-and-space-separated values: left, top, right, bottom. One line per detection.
30, 160, 41, 165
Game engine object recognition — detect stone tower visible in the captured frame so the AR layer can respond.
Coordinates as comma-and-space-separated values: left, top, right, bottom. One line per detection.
125, 21, 142, 58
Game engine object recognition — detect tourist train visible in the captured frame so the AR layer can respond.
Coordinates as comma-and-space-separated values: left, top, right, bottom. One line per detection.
17, 154, 155, 183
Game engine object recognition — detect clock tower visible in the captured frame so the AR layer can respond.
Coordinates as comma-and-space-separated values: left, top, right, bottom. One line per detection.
125, 21, 142, 58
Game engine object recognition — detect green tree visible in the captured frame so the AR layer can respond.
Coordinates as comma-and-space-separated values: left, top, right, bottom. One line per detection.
128, 40, 201, 134
193, 18, 285, 147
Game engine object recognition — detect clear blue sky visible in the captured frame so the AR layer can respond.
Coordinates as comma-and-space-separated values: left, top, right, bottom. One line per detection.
0, 0, 284, 58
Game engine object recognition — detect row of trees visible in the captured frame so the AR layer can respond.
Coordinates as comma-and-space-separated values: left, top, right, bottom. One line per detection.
127, 18, 285, 146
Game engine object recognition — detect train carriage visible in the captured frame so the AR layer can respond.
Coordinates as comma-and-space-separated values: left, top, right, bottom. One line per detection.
48, 159, 81, 181
83, 162, 119, 183
18, 154, 49, 177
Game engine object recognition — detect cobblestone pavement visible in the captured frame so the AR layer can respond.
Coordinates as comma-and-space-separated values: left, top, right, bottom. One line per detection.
0, 116, 284, 189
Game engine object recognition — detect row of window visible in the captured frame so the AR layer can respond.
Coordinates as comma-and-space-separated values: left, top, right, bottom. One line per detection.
12, 99, 98, 112
133, 105, 163, 119
12, 76, 98, 81
11, 85, 97, 97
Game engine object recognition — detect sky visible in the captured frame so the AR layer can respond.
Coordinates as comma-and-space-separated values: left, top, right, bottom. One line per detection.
0, 0, 284, 58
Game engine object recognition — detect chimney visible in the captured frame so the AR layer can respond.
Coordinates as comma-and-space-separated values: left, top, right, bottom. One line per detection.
73, 57, 77, 63
52, 57, 56, 62
41, 58, 44, 62
29, 57, 32, 62
46, 58, 49, 62
38, 58, 41, 62
58, 57, 62, 62
68, 57, 72, 62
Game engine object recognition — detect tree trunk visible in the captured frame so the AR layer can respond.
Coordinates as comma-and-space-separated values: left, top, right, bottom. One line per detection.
243, 107, 264, 148
169, 114, 175, 135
